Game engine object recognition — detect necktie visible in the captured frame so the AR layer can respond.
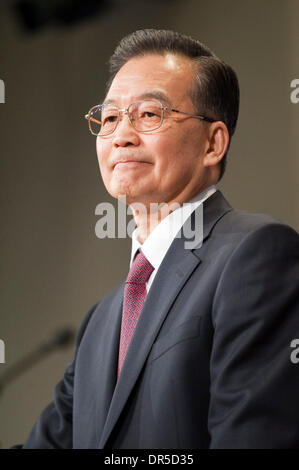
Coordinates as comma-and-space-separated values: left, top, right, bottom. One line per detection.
117, 251, 154, 378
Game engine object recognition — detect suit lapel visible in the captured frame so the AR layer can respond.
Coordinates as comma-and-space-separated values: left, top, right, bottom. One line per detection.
93, 284, 124, 440
98, 190, 232, 448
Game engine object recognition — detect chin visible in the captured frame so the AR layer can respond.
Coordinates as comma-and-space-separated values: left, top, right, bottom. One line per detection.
107, 181, 137, 203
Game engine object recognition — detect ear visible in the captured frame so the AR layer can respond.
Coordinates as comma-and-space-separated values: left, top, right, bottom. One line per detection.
203, 121, 229, 169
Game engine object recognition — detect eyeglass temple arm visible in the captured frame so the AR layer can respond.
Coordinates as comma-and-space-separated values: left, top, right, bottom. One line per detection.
169, 108, 215, 123
84, 114, 102, 125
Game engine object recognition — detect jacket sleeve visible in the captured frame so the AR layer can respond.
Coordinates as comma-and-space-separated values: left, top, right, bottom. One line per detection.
20, 302, 99, 449
209, 223, 299, 448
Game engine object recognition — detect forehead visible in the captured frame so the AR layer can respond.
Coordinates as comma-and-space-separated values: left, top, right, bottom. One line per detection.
105, 53, 195, 105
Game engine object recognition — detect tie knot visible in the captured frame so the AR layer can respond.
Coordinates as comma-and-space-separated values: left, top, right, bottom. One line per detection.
127, 251, 154, 285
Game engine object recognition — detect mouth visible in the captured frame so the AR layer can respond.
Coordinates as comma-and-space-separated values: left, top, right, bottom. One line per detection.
113, 160, 151, 169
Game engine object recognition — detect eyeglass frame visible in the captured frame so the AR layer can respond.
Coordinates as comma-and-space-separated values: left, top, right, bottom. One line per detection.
84, 99, 216, 137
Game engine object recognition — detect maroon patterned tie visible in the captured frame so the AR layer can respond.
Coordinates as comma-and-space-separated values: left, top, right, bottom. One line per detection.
117, 251, 154, 378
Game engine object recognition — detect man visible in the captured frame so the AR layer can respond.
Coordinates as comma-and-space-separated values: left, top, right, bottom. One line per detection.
21, 29, 299, 448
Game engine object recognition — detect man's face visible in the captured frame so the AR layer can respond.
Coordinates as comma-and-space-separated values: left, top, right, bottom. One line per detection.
96, 53, 210, 207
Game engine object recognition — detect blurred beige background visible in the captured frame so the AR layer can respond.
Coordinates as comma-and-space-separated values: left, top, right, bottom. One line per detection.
0, 0, 298, 448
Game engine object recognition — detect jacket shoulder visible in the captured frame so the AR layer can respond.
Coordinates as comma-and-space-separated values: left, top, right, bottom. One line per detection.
214, 205, 297, 238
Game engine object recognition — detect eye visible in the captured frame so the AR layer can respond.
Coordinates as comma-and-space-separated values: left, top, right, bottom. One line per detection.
142, 111, 157, 118
102, 113, 118, 126
138, 106, 161, 120
105, 115, 118, 123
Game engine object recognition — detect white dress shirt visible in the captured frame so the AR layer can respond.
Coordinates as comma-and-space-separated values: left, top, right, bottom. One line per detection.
130, 185, 217, 293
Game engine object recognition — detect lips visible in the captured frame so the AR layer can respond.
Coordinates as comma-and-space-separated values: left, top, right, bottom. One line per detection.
112, 158, 151, 169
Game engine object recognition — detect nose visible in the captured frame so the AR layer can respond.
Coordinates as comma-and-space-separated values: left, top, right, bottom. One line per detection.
112, 110, 140, 148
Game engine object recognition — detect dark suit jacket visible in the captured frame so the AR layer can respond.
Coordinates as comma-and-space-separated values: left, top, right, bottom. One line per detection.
22, 190, 299, 449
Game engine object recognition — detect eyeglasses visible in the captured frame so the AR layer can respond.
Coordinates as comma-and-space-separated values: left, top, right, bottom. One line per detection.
84, 99, 215, 137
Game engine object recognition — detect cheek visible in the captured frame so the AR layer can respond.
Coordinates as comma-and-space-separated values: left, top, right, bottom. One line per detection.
96, 141, 110, 175
96, 139, 103, 163
152, 134, 192, 176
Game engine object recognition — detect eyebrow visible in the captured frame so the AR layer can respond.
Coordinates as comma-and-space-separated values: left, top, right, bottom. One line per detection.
103, 90, 172, 107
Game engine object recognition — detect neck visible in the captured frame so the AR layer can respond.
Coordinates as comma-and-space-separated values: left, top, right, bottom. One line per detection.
132, 203, 179, 244
130, 182, 213, 244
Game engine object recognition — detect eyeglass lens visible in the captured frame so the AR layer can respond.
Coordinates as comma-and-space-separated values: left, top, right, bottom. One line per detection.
89, 100, 164, 136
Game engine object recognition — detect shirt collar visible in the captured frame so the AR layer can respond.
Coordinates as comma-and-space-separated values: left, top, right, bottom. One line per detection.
130, 185, 217, 268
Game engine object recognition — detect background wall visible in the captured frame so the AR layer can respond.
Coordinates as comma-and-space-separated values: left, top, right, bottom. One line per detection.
0, 0, 298, 448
